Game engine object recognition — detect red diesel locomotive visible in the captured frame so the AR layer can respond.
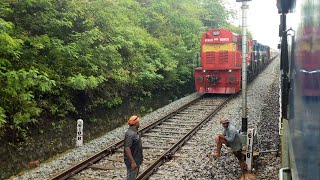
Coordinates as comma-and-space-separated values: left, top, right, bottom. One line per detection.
194, 28, 270, 94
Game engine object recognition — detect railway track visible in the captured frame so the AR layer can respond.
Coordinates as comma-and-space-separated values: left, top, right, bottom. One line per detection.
51, 94, 235, 180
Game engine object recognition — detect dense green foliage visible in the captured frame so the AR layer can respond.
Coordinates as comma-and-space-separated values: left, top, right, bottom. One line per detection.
0, 0, 238, 141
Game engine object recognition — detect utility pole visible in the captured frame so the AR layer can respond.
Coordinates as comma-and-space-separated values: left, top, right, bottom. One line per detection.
236, 0, 250, 133
237, 0, 254, 172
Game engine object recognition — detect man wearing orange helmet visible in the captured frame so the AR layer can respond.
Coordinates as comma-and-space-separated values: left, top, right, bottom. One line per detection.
124, 115, 143, 180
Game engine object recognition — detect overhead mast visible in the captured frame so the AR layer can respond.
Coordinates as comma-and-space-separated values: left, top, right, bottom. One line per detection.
237, 0, 255, 173
236, 0, 251, 133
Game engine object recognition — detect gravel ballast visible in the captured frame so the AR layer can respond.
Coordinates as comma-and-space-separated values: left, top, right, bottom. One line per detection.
13, 57, 281, 180
150, 57, 281, 180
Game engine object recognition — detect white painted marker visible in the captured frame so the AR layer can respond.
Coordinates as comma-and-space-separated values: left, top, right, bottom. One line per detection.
246, 128, 254, 171
76, 119, 83, 147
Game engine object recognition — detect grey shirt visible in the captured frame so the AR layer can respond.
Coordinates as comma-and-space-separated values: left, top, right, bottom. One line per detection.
224, 124, 242, 152
124, 126, 143, 166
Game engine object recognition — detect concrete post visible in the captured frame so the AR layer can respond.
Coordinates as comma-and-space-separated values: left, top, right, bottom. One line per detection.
76, 119, 83, 147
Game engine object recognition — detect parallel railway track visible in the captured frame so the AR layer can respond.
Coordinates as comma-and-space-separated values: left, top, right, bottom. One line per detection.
51, 94, 235, 180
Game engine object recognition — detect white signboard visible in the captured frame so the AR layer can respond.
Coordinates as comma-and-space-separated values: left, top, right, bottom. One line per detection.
76, 119, 83, 147
246, 128, 254, 171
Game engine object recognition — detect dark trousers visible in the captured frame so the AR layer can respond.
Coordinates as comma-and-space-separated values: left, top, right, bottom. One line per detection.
126, 165, 139, 180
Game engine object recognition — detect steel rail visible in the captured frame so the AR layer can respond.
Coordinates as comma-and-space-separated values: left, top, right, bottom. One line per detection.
137, 94, 236, 180
51, 56, 276, 180
51, 95, 204, 180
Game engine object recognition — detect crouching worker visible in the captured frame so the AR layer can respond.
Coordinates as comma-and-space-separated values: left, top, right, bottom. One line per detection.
212, 118, 246, 180
124, 115, 143, 180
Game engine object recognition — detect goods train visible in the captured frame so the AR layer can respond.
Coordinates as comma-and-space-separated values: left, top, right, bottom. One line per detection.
194, 28, 274, 94
277, 0, 320, 179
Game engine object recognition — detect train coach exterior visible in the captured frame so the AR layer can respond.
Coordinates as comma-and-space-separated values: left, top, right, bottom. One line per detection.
295, 17, 320, 96
194, 28, 271, 94
277, 0, 320, 179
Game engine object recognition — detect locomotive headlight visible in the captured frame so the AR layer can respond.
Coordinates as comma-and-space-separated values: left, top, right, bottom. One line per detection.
212, 30, 220, 36
202, 70, 206, 73
228, 70, 232, 73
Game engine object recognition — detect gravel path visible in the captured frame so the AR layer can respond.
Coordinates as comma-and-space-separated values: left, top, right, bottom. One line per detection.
12, 57, 280, 180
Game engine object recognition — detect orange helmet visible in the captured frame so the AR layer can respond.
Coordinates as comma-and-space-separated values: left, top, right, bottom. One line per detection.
128, 115, 140, 125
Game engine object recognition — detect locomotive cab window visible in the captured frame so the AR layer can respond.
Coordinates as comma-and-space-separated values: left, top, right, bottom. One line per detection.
233, 35, 237, 43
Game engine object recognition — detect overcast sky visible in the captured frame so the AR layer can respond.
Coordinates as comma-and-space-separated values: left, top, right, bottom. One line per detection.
225, 0, 280, 49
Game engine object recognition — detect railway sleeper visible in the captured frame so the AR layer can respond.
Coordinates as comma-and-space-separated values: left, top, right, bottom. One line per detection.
161, 122, 198, 126
143, 139, 176, 144
89, 164, 117, 171
158, 126, 192, 130
149, 129, 186, 134
142, 145, 170, 149
166, 120, 201, 124
143, 134, 179, 139
103, 157, 124, 162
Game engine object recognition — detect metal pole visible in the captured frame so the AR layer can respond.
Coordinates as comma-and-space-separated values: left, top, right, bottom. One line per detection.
241, 1, 248, 133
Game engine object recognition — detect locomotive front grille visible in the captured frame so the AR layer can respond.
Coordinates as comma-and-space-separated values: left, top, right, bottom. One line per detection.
218, 51, 228, 64
206, 52, 215, 64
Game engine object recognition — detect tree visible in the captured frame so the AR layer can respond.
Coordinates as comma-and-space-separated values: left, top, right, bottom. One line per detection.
0, 0, 235, 141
